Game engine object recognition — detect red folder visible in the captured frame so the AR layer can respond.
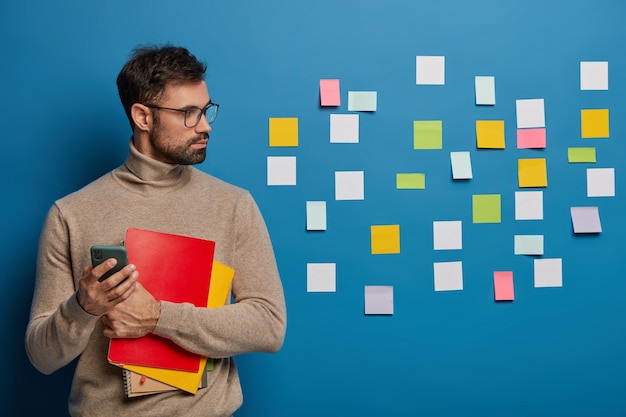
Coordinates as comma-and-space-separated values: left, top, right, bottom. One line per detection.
107, 227, 215, 372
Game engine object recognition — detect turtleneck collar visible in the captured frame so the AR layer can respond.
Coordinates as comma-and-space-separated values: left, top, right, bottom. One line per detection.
113, 140, 191, 194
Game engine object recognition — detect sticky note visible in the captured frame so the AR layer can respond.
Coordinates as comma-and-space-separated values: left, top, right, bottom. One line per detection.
307, 263, 336, 292
494, 271, 514, 301
434, 261, 463, 291
570, 206, 602, 233
320, 79, 340, 106
396, 173, 425, 189
580, 61, 608, 91
568, 147, 596, 163
348, 91, 377, 111
518, 158, 547, 188
335, 171, 364, 200
364, 286, 394, 315
414, 120, 442, 149
514, 235, 544, 255
581, 109, 609, 138
476, 120, 505, 149
433, 220, 462, 250
515, 191, 543, 220
450, 151, 473, 179
306, 201, 327, 231
475, 76, 495, 105
267, 156, 296, 186
516, 99, 545, 129
269, 118, 298, 147
371, 225, 400, 254
472, 194, 501, 223
534, 258, 563, 288
587, 168, 615, 197
330, 114, 359, 143
517, 128, 546, 149
416, 55, 445, 85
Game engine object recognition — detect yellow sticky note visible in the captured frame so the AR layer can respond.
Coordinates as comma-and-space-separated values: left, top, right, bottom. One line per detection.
476, 120, 505, 149
396, 173, 425, 189
472, 194, 501, 223
269, 118, 298, 147
414, 121, 442, 149
518, 158, 547, 187
581, 109, 609, 138
371, 225, 400, 254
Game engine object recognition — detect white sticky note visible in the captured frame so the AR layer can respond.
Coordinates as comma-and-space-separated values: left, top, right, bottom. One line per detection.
515, 191, 543, 220
364, 285, 394, 315
475, 76, 495, 105
335, 171, 364, 200
416, 56, 445, 85
587, 168, 615, 197
450, 151, 473, 179
348, 91, 377, 111
516, 98, 545, 129
514, 235, 544, 255
267, 156, 296, 186
330, 114, 359, 143
434, 261, 463, 291
580, 61, 608, 91
433, 221, 462, 250
307, 263, 336, 292
571, 206, 602, 233
534, 258, 563, 288
306, 201, 327, 231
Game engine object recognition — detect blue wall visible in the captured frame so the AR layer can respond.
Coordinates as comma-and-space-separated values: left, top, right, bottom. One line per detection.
3, 1, 626, 415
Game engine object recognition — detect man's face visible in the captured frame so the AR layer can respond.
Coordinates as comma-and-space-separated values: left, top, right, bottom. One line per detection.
148, 81, 212, 165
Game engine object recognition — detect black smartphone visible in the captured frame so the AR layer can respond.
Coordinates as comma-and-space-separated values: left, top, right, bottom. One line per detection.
90, 245, 128, 282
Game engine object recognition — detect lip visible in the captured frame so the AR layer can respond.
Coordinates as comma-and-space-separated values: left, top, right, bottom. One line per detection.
191, 140, 208, 149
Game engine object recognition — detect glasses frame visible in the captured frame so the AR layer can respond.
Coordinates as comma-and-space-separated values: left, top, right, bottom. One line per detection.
143, 102, 219, 127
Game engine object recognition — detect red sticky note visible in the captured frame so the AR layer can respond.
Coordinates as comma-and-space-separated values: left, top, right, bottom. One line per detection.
517, 128, 546, 149
494, 271, 514, 301
320, 79, 340, 106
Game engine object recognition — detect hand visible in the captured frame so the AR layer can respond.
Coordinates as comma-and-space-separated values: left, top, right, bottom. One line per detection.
77, 259, 138, 316
101, 282, 161, 339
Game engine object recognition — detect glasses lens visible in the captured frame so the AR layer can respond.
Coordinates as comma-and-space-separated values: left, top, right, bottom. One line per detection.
205, 105, 218, 124
185, 108, 203, 128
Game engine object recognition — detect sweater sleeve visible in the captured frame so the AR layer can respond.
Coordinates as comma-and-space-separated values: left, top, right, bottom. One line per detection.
25, 205, 101, 375
152, 192, 287, 358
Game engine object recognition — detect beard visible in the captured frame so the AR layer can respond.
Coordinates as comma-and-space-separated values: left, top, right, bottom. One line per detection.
149, 124, 208, 165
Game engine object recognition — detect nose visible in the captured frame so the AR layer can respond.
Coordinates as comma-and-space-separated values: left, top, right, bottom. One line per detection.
195, 113, 212, 134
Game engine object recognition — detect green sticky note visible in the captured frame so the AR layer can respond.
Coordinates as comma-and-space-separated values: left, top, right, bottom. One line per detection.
396, 173, 425, 189
414, 121, 442, 149
472, 194, 501, 223
568, 147, 596, 163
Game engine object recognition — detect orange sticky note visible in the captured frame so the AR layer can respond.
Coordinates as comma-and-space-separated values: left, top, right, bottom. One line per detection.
494, 271, 514, 301
518, 158, 547, 188
320, 79, 340, 107
517, 128, 546, 149
581, 109, 609, 138
476, 120, 505, 149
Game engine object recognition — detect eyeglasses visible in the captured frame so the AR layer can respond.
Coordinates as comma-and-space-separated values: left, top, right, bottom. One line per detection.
144, 102, 219, 127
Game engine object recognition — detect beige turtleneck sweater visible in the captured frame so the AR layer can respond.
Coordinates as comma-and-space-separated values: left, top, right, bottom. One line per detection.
25, 142, 287, 417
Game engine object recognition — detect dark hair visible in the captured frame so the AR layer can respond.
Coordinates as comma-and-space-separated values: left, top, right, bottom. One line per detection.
116, 45, 207, 129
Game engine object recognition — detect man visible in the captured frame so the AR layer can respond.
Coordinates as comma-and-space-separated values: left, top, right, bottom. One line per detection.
25, 45, 287, 417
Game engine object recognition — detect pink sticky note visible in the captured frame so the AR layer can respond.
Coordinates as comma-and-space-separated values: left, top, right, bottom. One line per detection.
320, 79, 340, 106
517, 128, 546, 149
494, 271, 514, 301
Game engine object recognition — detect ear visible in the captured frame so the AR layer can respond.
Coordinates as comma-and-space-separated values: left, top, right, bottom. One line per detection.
130, 103, 153, 132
